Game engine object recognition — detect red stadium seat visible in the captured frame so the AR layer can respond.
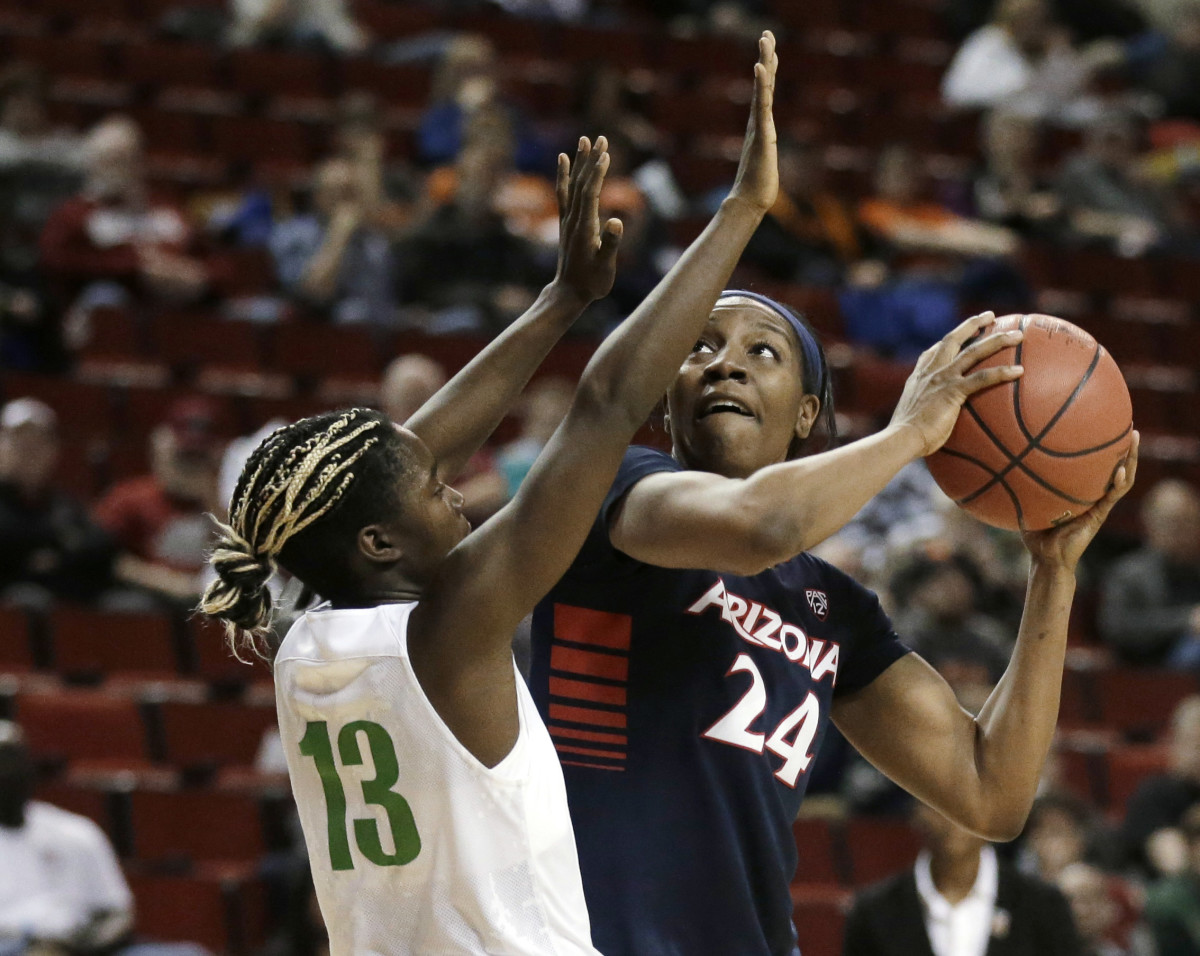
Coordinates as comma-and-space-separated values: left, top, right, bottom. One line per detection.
120, 41, 222, 89
791, 884, 849, 956
158, 700, 278, 776
129, 789, 267, 865
49, 607, 180, 684
189, 615, 273, 690
75, 306, 168, 387
9, 35, 113, 80
0, 373, 116, 439
353, 0, 441, 40
147, 311, 276, 391
844, 817, 922, 885
272, 321, 383, 381
340, 60, 433, 110
227, 49, 334, 99
792, 817, 846, 887
127, 867, 268, 954
17, 689, 158, 778
0, 605, 35, 676
1093, 668, 1198, 741
209, 114, 315, 169
1104, 743, 1170, 816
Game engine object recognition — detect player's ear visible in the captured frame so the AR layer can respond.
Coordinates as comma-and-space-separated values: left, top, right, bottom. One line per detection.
794, 394, 820, 441
358, 524, 402, 564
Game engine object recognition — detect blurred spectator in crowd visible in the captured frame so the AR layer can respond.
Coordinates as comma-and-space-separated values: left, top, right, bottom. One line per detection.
0, 64, 84, 372
332, 92, 419, 232
742, 138, 867, 284
423, 105, 559, 250
1098, 479, 1200, 667
0, 399, 115, 607
941, 0, 1119, 124
1019, 791, 1109, 882
494, 376, 573, 498
975, 110, 1066, 237
1056, 112, 1180, 255
93, 398, 222, 609
1145, 801, 1200, 955
401, 129, 542, 333
859, 144, 1020, 263
1122, 696, 1200, 878
227, 0, 366, 52
844, 800, 1084, 955
1129, 7, 1200, 123
0, 721, 210, 956
1058, 862, 1158, 956
380, 353, 446, 425
492, 0, 588, 21
418, 34, 550, 173
0, 65, 82, 171
888, 551, 1013, 686
843, 144, 1022, 357
39, 117, 210, 312
270, 156, 403, 327
380, 353, 508, 524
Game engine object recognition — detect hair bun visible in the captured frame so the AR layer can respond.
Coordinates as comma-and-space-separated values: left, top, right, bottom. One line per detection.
200, 528, 277, 657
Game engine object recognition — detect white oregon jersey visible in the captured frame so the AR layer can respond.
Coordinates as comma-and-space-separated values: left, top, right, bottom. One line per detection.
274, 602, 601, 956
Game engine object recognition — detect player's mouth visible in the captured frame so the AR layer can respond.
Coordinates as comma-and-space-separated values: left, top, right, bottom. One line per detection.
697, 396, 755, 419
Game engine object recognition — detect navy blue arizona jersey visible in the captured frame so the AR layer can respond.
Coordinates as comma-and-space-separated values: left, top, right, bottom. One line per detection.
530, 447, 910, 956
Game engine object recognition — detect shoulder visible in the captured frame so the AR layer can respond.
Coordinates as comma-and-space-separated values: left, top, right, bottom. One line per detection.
27, 800, 111, 851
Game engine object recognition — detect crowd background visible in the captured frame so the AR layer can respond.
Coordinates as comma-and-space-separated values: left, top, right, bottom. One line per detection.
1, 0, 1200, 952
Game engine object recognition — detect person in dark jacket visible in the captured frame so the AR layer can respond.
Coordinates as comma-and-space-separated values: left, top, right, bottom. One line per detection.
844, 801, 1084, 956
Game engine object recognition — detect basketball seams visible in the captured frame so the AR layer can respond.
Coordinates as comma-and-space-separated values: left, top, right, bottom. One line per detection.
954, 331, 1105, 510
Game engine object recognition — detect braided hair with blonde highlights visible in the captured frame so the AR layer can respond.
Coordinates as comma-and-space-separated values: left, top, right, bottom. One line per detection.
200, 408, 416, 660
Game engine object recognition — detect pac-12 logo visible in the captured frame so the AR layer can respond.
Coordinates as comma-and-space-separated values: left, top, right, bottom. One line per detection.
805, 589, 828, 621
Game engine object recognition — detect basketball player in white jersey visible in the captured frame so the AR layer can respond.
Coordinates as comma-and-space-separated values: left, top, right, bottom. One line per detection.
200, 34, 781, 954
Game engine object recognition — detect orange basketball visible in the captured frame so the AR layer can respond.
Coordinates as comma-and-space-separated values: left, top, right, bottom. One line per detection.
926, 314, 1133, 532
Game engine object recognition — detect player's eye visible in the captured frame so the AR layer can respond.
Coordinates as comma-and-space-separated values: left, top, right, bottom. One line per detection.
691, 340, 715, 354
750, 342, 780, 360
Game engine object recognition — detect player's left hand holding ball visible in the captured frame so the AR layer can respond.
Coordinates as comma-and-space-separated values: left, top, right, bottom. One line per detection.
1022, 430, 1139, 570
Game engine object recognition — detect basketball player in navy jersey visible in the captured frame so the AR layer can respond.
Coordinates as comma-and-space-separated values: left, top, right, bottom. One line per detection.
529, 291, 1139, 954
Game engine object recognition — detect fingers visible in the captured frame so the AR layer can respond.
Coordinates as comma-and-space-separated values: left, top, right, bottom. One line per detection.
939, 311, 996, 355
959, 362, 1024, 397
598, 217, 623, 265
563, 136, 602, 237
1086, 431, 1140, 526
555, 153, 569, 220
949, 326, 1023, 377
585, 135, 610, 232
751, 31, 777, 129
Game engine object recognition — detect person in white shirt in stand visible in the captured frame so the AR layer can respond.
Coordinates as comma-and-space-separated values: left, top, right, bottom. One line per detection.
0, 722, 208, 956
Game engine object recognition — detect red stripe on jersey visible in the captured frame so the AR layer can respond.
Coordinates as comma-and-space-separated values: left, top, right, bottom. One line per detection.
549, 724, 627, 746
561, 759, 624, 772
551, 645, 628, 682
554, 742, 628, 761
549, 676, 627, 706
550, 702, 628, 729
554, 604, 633, 651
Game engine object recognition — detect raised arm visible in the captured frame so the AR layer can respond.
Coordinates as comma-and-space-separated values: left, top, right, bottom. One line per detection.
403, 145, 622, 478
409, 34, 780, 748
832, 433, 1139, 841
610, 312, 1025, 574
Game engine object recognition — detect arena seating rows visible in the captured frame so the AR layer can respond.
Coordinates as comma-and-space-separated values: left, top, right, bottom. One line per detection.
2, 0, 1200, 951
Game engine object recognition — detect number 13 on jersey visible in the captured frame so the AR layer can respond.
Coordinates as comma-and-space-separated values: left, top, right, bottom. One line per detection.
298, 720, 422, 871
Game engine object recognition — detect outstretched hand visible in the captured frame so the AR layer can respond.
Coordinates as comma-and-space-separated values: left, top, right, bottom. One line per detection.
728, 31, 779, 215
890, 311, 1025, 457
1023, 430, 1139, 571
551, 135, 623, 307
